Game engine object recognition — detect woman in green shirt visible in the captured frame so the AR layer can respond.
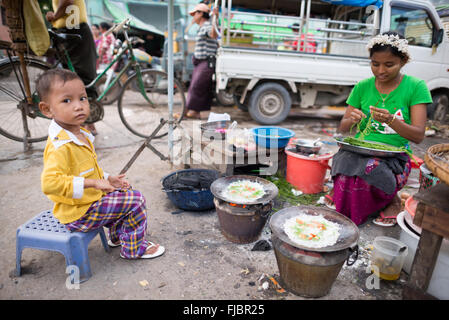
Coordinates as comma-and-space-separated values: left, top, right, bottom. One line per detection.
327, 31, 432, 227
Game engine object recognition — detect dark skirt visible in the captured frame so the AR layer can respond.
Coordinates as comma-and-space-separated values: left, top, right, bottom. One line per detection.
56, 23, 97, 97
186, 57, 214, 112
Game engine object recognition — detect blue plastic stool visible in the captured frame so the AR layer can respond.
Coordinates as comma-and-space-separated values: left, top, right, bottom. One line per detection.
16, 210, 111, 283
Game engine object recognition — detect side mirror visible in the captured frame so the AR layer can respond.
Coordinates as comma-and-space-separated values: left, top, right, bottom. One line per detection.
433, 28, 444, 45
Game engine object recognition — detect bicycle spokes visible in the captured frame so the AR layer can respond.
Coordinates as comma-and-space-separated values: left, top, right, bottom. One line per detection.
117, 69, 186, 138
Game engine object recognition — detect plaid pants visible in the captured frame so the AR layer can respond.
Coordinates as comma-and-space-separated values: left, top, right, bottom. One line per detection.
65, 190, 150, 259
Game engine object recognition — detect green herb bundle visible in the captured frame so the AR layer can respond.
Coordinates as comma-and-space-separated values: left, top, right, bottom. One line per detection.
266, 174, 323, 209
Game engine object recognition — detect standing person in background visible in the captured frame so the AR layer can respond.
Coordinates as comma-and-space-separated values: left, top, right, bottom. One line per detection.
289, 23, 317, 53
97, 22, 116, 71
46, 0, 98, 135
91, 23, 101, 49
176, 3, 219, 119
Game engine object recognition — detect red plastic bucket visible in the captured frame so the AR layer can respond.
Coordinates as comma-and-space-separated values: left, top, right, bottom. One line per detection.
285, 148, 333, 194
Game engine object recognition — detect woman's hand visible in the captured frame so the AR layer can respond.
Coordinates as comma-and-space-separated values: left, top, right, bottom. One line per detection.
370, 106, 394, 124
212, 6, 219, 17
338, 105, 367, 133
348, 108, 367, 125
108, 174, 131, 190
46, 11, 56, 22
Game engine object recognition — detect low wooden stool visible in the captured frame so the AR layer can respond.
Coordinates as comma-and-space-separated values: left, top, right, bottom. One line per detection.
402, 183, 449, 300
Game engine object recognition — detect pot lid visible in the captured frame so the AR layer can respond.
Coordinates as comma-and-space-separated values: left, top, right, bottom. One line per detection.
210, 175, 279, 205
269, 206, 359, 252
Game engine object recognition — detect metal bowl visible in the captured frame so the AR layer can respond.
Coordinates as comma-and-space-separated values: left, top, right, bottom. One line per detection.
291, 138, 322, 154
200, 120, 230, 140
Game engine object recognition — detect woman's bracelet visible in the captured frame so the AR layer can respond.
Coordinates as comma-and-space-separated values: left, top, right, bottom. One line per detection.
385, 114, 396, 126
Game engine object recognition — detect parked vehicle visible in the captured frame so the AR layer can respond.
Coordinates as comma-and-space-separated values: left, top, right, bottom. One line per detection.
214, 0, 449, 124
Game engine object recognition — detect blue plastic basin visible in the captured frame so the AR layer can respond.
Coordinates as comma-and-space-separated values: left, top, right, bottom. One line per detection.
251, 126, 295, 148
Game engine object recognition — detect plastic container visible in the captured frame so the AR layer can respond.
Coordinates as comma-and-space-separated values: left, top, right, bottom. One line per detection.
251, 126, 295, 148
419, 163, 440, 191
397, 211, 449, 299
285, 147, 333, 194
370, 236, 408, 281
404, 197, 422, 234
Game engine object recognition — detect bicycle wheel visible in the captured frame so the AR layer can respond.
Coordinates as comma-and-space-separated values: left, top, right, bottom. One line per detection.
0, 58, 51, 142
117, 69, 186, 138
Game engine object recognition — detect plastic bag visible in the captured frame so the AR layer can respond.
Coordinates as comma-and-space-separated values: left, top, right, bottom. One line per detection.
226, 121, 256, 151
23, 0, 50, 56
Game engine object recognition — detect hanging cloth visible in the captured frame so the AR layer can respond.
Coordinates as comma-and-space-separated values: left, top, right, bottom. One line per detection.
23, 0, 50, 56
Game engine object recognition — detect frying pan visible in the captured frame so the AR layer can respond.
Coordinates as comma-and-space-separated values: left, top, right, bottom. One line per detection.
269, 206, 359, 252
210, 175, 278, 205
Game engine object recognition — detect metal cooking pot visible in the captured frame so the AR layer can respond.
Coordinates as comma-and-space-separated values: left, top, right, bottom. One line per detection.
291, 138, 322, 154
200, 120, 230, 140
270, 206, 360, 298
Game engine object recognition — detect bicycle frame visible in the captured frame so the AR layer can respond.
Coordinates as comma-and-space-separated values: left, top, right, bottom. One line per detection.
59, 24, 153, 105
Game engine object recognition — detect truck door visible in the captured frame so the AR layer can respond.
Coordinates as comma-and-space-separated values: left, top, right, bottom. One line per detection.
383, 1, 446, 84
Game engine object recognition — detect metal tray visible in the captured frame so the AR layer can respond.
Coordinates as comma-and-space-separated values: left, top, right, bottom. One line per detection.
335, 136, 406, 158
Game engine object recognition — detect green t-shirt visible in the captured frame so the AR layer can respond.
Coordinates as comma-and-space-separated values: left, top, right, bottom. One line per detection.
346, 74, 432, 149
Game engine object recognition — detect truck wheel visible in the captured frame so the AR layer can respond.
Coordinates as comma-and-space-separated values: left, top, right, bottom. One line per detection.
234, 94, 249, 112
248, 82, 291, 124
215, 90, 235, 106
428, 94, 449, 122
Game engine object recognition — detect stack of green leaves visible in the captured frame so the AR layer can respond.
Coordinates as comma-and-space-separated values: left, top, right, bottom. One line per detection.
266, 174, 323, 211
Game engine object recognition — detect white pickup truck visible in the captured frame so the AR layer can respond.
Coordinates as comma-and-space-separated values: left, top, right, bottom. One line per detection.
215, 0, 449, 124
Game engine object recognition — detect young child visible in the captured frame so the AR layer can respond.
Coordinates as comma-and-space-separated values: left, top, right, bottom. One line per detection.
37, 69, 165, 259
327, 31, 432, 227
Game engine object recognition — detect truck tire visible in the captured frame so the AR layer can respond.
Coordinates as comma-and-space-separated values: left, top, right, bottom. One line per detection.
428, 94, 449, 122
215, 90, 235, 106
248, 82, 291, 124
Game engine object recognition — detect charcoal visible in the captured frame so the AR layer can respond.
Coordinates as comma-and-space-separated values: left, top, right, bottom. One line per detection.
199, 172, 217, 188
251, 240, 272, 251
169, 183, 195, 191
177, 175, 200, 188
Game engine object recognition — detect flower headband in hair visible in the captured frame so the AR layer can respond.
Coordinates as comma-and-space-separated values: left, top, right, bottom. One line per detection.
366, 33, 410, 60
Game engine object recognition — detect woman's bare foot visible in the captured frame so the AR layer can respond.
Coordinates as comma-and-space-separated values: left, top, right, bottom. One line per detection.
173, 110, 201, 120
374, 195, 402, 225
185, 110, 201, 119
324, 190, 335, 209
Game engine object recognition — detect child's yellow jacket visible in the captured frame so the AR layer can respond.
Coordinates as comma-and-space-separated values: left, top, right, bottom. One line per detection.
41, 120, 107, 224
